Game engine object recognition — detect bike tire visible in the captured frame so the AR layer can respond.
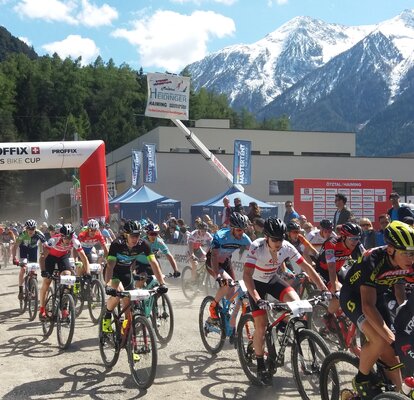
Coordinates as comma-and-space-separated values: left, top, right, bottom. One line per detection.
27, 277, 39, 321
42, 288, 55, 337
127, 315, 158, 389
291, 328, 331, 400
236, 312, 264, 385
181, 265, 200, 301
88, 279, 105, 324
373, 393, 407, 399
99, 312, 121, 368
57, 293, 76, 349
73, 283, 84, 318
151, 293, 174, 344
20, 277, 28, 313
320, 351, 359, 400
198, 296, 226, 354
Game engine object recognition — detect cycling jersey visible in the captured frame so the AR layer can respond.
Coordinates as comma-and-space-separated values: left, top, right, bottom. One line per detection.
77, 229, 107, 254
211, 228, 251, 263
44, 234, 83, 257
107, 237, 155, 267
188, 229, 213, 250
16, 230, 47, 249
0, 231, 14, 243
245, 238, 304, 283
136, 236, 170, 265
307, 229, 336, 248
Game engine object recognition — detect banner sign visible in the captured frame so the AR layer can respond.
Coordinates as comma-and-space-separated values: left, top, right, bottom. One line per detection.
294, 178, 393, 229
131, 150, 142, 187
143, 143, 157, 183
145, 73, 190, 120
233, 140, 252, 185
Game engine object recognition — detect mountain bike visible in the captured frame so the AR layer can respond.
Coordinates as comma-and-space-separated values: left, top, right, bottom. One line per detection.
18, 258, 39, 321
181, 257, 216, 301
98, 287, 158, 389
199, 279, 250, 354
292, 272, 318, 300
72, 262, 105, 324
41, 271, 76, 349
237, 294, 331, 399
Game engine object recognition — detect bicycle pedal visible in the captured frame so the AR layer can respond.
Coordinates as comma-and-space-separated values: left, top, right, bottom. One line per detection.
133, 353, 140, 362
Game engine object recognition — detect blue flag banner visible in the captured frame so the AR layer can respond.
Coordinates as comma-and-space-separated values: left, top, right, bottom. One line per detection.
143, 143, 157, 183
233, 140, 252, 185
132, 150, 142, 187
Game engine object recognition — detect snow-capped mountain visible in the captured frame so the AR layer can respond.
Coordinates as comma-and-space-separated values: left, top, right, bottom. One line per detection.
186, 9, 414, 156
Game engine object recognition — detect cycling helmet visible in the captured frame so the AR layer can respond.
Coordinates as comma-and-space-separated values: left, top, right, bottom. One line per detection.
319, 219, 333, 230
340, 222, 362, 238
229, 212, 248, 229
55, 223, 63, 231
198, 222, 209, 231
287, 222, 300, 232
384, 221, 414, 250
263, 218, 286, 239
87, 219, 99, 230
60, 224, 75, 237
145, 223, 160, 233
124, 220, 141, 235
25, 219, 37, 229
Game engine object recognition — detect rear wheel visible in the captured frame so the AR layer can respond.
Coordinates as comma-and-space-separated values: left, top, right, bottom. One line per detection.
127, 315, 157, 389
57, 293, 76, 349
291, 328, 331, 400
42, 288, 55, 337
198, 296, 225, 354
27, 277, 39, 321
88, 279, 105, 324
99, 312, 121, 368
151, 293, 174, 344
181, 265, 198, 301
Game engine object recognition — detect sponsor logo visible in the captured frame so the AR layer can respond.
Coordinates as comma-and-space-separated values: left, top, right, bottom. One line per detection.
347, 300, 356, 312
51, 149, 78, 154
0, 146, 28, 155
31, 147, 40, 154
405, 317, 414, 335
401, 344, 412, 356
349, 270, 361, 284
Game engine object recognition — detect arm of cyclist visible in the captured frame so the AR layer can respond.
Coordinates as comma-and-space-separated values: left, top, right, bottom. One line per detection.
210, 248, 222, 277
298, 234, 319, 257
104, 257, 116, 283
148, 255, 166, 287
298, 258, 329, 292
361, 284, 395, 344
394, 282, 407, 305
165, 253, 180, 277
327, 260, 341, 293
76, 248, 90, 275
243, 260, 261, 303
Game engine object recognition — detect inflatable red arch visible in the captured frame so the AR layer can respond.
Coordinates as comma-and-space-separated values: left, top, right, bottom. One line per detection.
0, 140, 109, 222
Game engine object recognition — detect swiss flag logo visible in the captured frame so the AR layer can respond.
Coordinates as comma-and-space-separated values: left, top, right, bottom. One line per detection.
31, 147, 40, 154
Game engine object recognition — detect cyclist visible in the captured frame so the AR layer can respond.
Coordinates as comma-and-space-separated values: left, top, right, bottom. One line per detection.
0, 225, 16, 267
188, 222, 213, 282
243, 217, 329, 385
207, 212, 252, 332
77, 218, 109, 264
135, 223, 181, 283
340, 221, 414, 397
304, 219, 336, 262
39, 224, 90, 320
12, 219, 47, 300
102, 220, 167, 333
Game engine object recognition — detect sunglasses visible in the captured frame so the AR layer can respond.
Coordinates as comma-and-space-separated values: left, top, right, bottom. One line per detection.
129, 234, 140, 239
89, 229, 97, 232
360, 224, 371, 227
148, 232, 158, 236
397, 250, 414, 258
347, 236, 360, 241
268, 237, 283, 243
27, 227, 36, 231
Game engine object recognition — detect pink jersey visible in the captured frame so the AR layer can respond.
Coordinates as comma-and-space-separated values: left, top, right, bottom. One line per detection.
44, 234, 83, 257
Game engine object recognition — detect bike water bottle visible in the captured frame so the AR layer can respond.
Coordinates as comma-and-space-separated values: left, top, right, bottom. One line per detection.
402, 376, 414, 398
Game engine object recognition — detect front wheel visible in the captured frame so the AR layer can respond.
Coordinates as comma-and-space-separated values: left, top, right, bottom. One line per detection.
320, 351, 359, 400
151, 293, 174, 344
57, 293, 76, 349
88, 279, 105, 324
198, 296, 225, 354
98, 313, 121, 368
27, 277, 39, 321
181, 265, 198, 301
42, 288, 55, 337
291, 328, 331, 400
127, 315, 157, 389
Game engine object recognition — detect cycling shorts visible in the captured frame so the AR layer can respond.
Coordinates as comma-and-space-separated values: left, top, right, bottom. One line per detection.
19, 246, 38, 263
135, 261, 153, 277
315, 265, 346, 289
112, 265, 134, 290
248, 277, 295, 317
45, 254, 73, 274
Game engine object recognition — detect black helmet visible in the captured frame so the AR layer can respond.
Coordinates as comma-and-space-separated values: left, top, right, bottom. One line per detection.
340, 222, 362, 238
384, 221, 414, 250
287, 222, 300, 232
198, 222, 208, 230
145, 223, 160, 233
60, 224, 75, 237
124, 220, 141, 235
263, 218, 286, 239
319, 219, 333, 230
229, 212, 248, 229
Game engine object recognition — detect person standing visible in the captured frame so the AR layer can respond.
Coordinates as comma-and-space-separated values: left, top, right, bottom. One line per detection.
233, 197, 245, 214
221, 196, 231, 227
387, 191, 414, 222
283, 200, 300, 224
333, 193, 353, 229
375, 214, 389, 246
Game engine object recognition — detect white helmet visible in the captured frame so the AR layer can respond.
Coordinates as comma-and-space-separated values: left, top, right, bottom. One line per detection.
87, 219, 99, 230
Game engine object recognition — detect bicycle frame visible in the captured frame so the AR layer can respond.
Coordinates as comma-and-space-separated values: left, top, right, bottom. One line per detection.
220, 283, 249, 337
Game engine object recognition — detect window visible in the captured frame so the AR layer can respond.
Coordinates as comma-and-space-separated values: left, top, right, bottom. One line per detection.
269, 180, 293, 195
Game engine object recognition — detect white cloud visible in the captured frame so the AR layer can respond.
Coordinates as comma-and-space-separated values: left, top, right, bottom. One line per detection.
42, 34, 100, 65
267, 0, 289, 5
14, 0, 118, 27
171, 0, 237, 4
112, 10, 235, 72
19, 36, 32, 46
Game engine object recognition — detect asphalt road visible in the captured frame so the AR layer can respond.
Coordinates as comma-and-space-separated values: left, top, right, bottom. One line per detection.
0, 264, 322, 400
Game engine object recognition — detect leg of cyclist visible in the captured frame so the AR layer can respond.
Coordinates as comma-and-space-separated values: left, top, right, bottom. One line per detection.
39, 254, 56, 319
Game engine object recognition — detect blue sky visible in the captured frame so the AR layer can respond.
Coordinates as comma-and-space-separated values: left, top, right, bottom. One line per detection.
0, 0, 413, 72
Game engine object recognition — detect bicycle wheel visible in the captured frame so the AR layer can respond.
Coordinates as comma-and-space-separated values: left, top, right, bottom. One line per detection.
181, 265, 198, 301
127, 315, 157, 389
300, 280, 317, 300
27, 277, 39, 321
57, 293, 76, 349
73, 282, 84, 317
236, 312, 263, 385
42, 288, 55, 337
88, 279, 105, 324
291, 328, 331, 400
373, 393, 407, 399
20, 277, 28, 313
99, 312, 121, 368
198, 296, 226, 354
309, 302, 342, 350
151, 293, 174, 344
320, 351, 359, 400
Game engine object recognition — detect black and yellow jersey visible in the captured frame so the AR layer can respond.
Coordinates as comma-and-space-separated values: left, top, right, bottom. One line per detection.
343, 246, 414, 293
